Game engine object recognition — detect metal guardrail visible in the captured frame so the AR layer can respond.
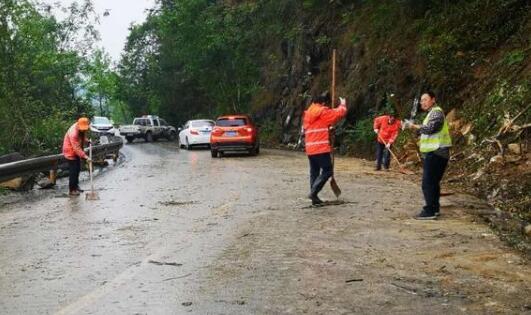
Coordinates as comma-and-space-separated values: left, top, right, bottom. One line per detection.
0, 139, 123, 183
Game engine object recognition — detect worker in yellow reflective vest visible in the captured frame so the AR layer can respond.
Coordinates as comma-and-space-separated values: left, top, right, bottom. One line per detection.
405, 91, 452, 220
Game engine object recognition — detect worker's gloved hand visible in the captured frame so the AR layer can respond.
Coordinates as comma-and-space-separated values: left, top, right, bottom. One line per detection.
374, 129, 379, 134
402, 119, 413, 129
339, 97, 346, 107
386, 143, 391, 149
86, 158, 92, 163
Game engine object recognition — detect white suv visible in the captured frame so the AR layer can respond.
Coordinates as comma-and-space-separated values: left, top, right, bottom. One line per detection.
119, 115, 177, 143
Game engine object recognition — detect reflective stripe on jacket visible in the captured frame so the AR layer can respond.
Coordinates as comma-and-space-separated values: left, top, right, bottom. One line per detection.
303, 103, 347, 156
419, 106, 452, 153
62, 123, 88, 160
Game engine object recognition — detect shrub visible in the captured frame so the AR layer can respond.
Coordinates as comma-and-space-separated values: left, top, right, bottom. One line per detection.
502, 50, 526, 66
259, 119, 282, 145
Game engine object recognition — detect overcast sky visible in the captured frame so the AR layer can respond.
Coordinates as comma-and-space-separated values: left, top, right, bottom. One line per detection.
42, 0, 156, 61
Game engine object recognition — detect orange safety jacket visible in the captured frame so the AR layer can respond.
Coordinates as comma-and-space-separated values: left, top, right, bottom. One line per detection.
303, 103, 347, 156
62, 123, 88, 160
373, 115, 401, 144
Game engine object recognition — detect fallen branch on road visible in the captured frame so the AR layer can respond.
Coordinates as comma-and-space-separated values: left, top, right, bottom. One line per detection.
159, 200, 197, 206
148, 260, 183, 267
345, 278, 364, 283
163, 273, 192, 281
390, 282, 418, 295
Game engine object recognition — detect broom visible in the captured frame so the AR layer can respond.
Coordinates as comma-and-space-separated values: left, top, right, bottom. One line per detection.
85, 140, 100, 200
377, 134, 414, 175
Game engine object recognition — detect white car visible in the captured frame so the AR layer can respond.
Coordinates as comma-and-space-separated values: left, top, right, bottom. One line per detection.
179, 119, 215, 149
91, 116, 116, 136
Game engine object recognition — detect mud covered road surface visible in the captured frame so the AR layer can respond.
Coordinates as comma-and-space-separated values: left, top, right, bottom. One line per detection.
1, 142, 529, 314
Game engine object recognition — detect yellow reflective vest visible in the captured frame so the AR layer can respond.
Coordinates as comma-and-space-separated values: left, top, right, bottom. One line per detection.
419, 106, 452, 153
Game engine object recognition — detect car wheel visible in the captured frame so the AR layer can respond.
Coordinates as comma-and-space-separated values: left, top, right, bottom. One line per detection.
145, 132, 153, 142
126, 137, 134, 144
249, 143, 260, 156
168, 132, 176, 141
211, 149, 218, 158
185, 138, 191, 150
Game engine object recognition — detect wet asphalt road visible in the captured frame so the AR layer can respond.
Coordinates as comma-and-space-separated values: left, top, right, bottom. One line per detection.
1, 142, 312, 314
1, 142, 529, 314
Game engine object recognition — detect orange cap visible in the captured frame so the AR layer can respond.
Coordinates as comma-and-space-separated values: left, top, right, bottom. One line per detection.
77, 117, 90, 131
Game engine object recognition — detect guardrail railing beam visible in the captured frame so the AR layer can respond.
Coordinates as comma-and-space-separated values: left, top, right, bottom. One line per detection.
0, 139, 123, 185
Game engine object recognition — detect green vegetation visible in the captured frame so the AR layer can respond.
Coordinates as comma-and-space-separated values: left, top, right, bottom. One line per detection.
467, 80, 530, 138
0, 0, 121, 156
344, 117, 375, 154
502, 50, 526, 66
1, 0, 528, 156
258, 119, 282, 146
116, 0, 265, 125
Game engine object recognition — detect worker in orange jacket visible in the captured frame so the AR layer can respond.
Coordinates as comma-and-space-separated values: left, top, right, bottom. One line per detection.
373, 109, 401, 170
303, 92, 347, 205
62, 117, 91, 196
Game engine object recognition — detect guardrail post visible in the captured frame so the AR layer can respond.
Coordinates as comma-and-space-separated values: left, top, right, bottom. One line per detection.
49, 160, 58, 185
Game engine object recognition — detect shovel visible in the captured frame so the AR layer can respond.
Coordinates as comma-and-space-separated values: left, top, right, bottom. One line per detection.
330, 155, 342, 197
85, 140, 99, 200
329, 49, 341, 198
377, 134, 415, 175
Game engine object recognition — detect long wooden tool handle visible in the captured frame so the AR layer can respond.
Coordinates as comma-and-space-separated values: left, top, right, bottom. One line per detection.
89, 142, 94, 192
329, 49, 341, 197
330, 49, 337, 165
331, 49, 336, 108
377, 134, 402, 166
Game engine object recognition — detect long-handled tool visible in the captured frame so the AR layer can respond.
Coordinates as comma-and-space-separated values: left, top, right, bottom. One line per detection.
85, 140, 99, 200
329, 49, 341, 198
377, 134, 414, 175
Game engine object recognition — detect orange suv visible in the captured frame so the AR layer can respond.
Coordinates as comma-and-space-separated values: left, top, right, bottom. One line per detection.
210, 115, 260, 157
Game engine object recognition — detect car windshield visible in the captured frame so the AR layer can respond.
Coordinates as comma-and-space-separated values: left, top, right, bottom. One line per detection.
134, 119, 147, 126
93, 117, 110, 125
192, 120, 214, 128
216, 118, 247, 127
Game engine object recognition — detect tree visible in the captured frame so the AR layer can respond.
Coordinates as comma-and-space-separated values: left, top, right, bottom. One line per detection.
0, 0, 98, 155
83, 49, 116, 116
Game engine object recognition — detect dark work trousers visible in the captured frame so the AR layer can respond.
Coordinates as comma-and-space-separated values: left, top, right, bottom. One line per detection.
68, 157, 81, 192
375, 142, 391, 170
422, 152, 449, 215
308, 153, 333, 197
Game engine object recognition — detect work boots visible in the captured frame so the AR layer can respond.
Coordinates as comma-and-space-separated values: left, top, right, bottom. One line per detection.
308, 193, 323, 206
